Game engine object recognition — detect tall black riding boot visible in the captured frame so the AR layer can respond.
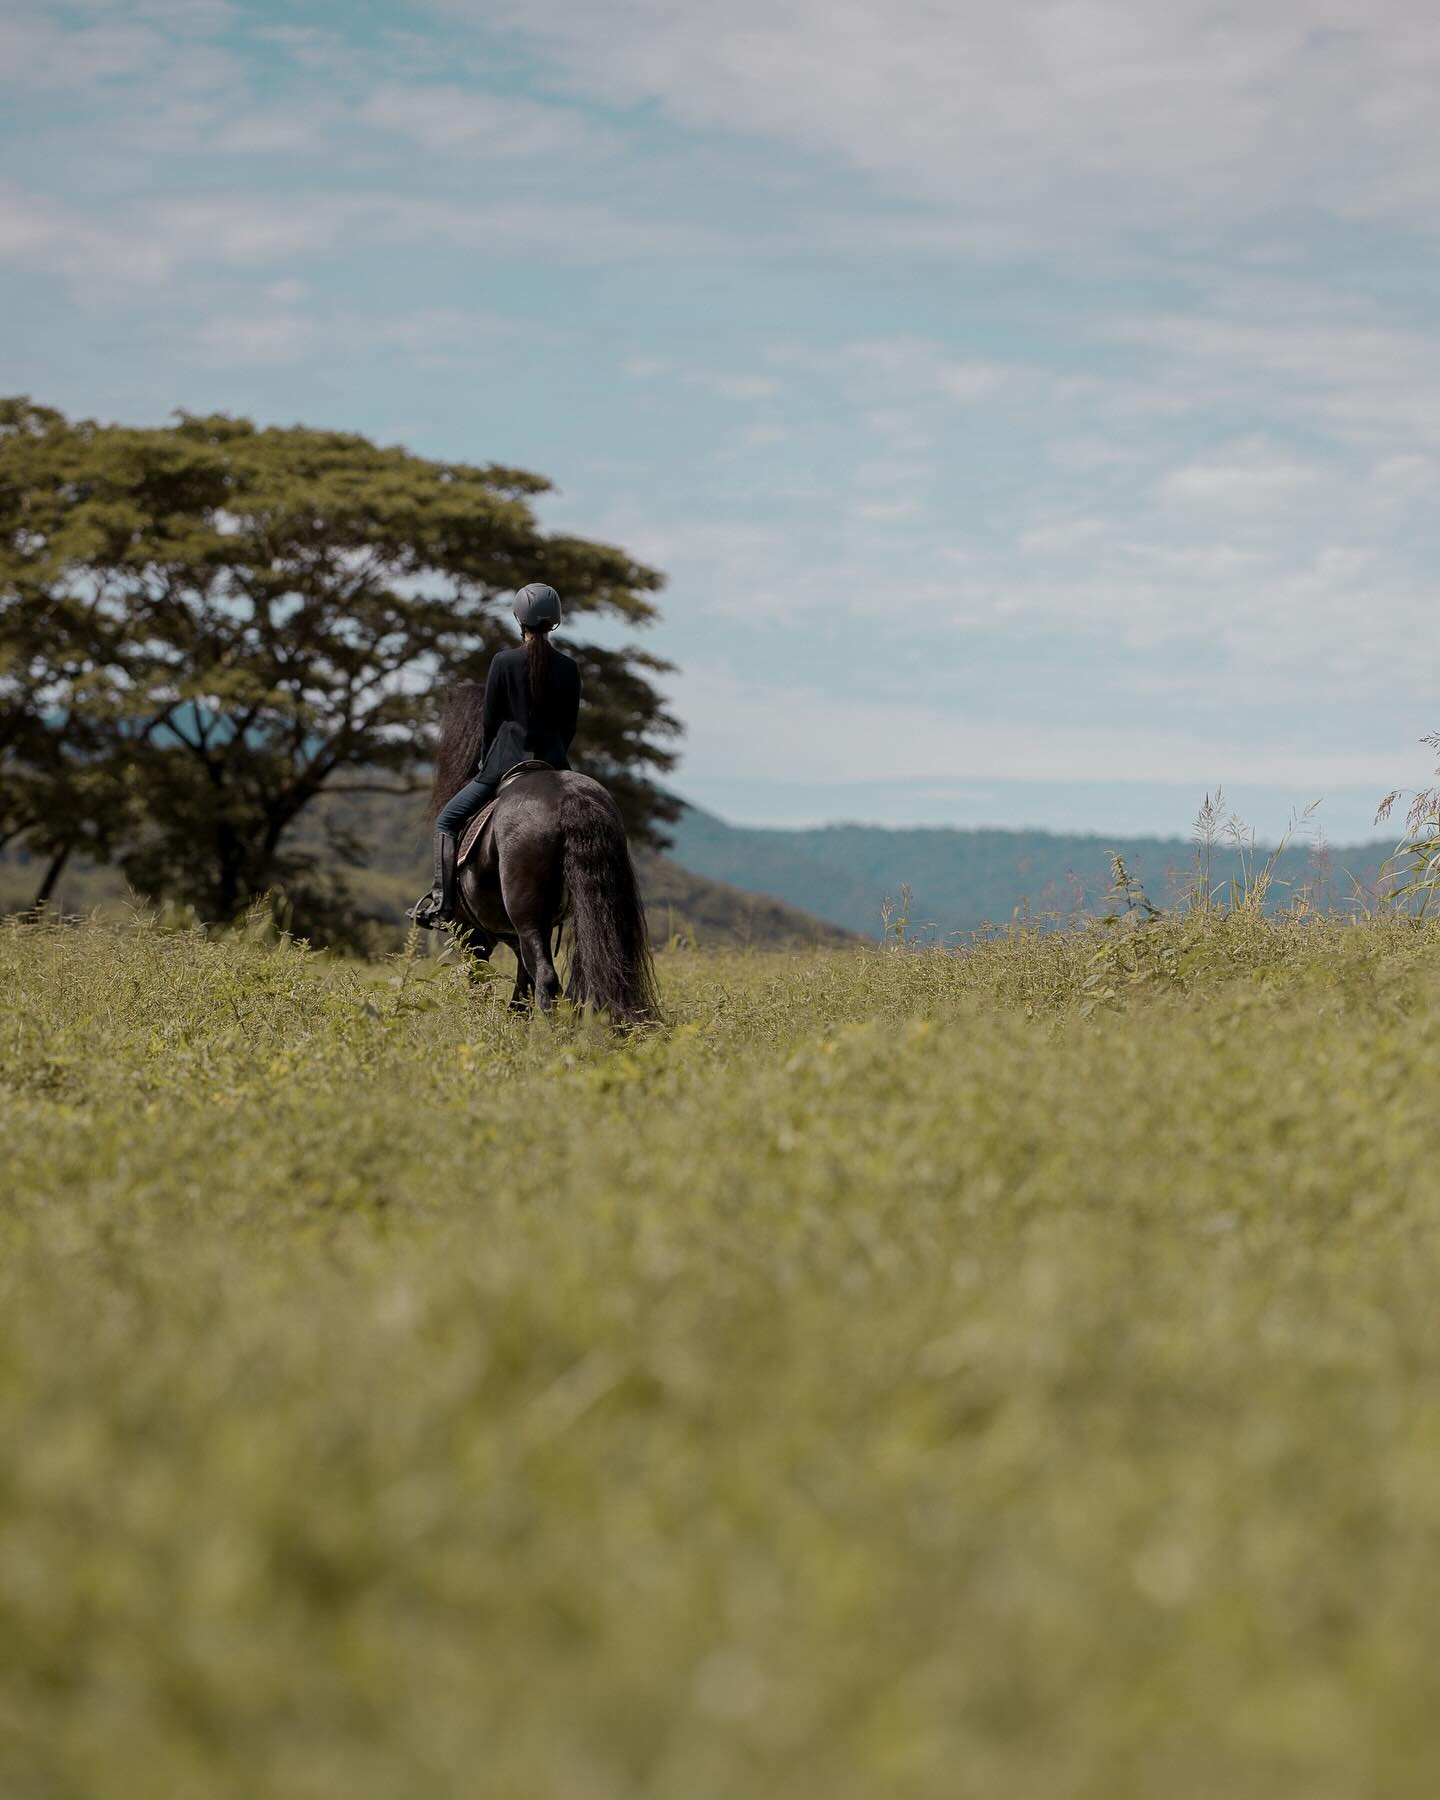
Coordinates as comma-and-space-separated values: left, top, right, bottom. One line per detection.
407, 829, 459, 929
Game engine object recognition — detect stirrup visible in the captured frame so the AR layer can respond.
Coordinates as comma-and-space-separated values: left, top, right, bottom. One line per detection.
410, 830, 459, 930
407, 892, 443, 929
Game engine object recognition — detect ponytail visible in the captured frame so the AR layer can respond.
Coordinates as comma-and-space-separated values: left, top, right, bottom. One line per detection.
524, 624, 554, 702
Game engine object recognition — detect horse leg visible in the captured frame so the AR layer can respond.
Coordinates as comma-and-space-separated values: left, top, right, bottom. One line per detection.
509, 952, 535, 1011
516, 924, 561, 1011
498, 840, 563, 1013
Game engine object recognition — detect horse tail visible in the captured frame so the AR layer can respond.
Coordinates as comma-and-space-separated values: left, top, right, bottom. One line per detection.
560, 780, 659, 1025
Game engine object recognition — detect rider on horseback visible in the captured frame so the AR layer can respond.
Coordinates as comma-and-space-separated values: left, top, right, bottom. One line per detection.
409, 582, 582, 929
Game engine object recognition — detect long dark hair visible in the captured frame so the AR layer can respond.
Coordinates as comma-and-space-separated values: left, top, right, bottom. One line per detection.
525, 623, 554, 702
427, 681, 487, 822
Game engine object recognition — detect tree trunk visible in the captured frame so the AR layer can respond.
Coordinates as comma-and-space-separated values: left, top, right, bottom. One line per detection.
32, 841, 73, 910
216, 831, 242, 919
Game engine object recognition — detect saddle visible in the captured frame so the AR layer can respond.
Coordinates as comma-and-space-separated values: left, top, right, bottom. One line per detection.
457, 760, 554, 866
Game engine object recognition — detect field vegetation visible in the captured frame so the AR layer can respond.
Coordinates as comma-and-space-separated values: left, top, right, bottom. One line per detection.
6, 898, 1440, 1797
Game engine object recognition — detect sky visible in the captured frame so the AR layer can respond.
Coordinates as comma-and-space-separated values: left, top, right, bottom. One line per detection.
3, 0, 1439, 842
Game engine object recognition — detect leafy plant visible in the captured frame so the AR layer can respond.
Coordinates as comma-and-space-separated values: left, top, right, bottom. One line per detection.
1376, 732, 1440, 917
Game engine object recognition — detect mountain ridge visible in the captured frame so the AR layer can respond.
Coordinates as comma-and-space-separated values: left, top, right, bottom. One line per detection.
666, 805, 1396, 939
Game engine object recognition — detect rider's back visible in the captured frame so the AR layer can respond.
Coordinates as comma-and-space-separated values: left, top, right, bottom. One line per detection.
481, 644, 581, 776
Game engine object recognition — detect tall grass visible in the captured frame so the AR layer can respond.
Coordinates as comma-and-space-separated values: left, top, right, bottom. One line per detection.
6, 909, 1440, 1797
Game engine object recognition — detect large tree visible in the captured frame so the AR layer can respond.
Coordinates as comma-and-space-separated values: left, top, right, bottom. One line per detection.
0, 399, 678, 936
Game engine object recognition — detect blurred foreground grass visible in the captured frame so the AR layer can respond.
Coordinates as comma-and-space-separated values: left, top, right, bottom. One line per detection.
5, 910, 1440, 1798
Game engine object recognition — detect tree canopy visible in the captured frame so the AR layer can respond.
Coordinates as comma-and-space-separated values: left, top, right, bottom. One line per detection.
0, 398, 678, 939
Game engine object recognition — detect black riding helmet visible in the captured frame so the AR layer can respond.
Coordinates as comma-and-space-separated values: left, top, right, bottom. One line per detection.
513, 582, 563, 632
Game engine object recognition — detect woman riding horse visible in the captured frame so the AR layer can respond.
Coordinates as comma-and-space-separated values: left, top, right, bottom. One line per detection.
409, 582, 580, 930
407, 584, 657, 1023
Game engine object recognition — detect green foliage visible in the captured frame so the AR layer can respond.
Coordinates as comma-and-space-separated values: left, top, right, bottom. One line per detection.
1375, 734, 1440, 918
6, 914, 1440, 1795
0, 397, 678, 941
1382, 825, 1440, 916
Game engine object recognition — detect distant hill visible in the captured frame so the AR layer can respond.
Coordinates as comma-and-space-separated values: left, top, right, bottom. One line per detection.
666, 806, 1396, 939
639, 855, 853, 948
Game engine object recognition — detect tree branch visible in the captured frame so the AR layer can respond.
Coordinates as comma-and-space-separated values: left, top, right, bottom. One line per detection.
319, 780, 424, 797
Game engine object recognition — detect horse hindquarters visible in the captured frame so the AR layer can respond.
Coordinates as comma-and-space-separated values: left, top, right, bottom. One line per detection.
492, 805, 566, 1012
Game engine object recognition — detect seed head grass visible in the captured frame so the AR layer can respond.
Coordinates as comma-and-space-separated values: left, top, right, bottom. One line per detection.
5, 910, 1440, 1797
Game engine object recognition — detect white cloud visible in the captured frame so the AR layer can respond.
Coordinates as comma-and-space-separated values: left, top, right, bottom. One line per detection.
623, 358, 779, 400
0, 184, 176, 281
1159, 438, 1334, 519
358, 306, 521, 367
815, 339, 1194, 440
149, 197, 338, 264
85, 0, 237, 26
1117, 311, 1440, 449
670, 663, 1416, 791
589, 517, 813, 619
366, 195, 719, 259
698, 374, 778, 401
842, 339, 1018, 401
855, 497, 924, 523
0, 183, 719, 288
863, 409, 933, 452
935, 362, 1010, 403
0, 5, 237, 94
933, 530, 1440, 703
1019, 517, 1112, 556
359, 83, 607, 159
212, 114, 319, 154
854, 457, 930, 489
193, 312, 311, 364
1369, 455, 1440, 504
186, 302, 519, 368
1048, 436, 1144, 471
465, 0, 1440, 234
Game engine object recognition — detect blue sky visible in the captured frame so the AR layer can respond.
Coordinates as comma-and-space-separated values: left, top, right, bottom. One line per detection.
4, 0, 1440, 842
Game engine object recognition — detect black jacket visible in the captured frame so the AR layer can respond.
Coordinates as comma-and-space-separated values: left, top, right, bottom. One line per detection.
477, 644, 581, 782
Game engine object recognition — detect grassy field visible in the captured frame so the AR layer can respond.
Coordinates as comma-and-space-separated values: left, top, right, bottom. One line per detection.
5, 908, 1440, 1797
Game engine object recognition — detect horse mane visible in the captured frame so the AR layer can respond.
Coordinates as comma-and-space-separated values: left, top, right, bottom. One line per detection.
427, 681, 487, 822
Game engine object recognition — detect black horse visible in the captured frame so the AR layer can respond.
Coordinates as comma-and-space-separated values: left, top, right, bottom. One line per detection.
443, 767, 658, 1023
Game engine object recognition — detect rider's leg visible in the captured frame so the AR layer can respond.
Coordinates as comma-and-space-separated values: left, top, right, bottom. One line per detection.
408, 828, 458, 928
408, 777, 495, 927
435, 776, 495, 838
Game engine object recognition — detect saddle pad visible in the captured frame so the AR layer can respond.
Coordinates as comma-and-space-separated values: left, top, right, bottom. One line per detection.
457, 797, 500, 866
456, 761, 555, 867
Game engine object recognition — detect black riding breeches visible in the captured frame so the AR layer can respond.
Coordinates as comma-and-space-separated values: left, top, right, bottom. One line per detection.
435, 775, 499, 836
